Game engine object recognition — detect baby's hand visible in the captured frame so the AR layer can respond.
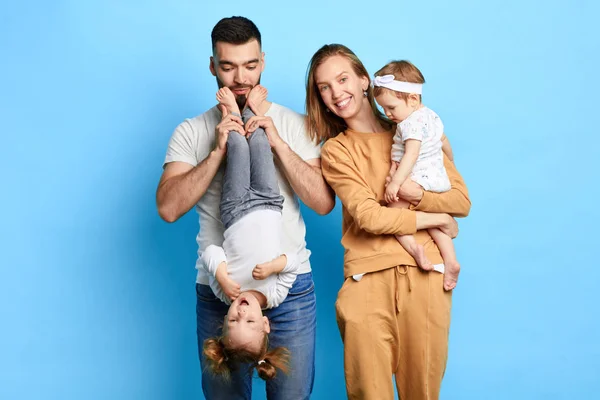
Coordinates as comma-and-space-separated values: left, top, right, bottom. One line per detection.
216, 262, 241, 301
252, 255, 287, 280
385, 181, 401, 204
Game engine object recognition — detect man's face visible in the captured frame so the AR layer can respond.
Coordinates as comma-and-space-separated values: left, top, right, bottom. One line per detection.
210, 39, 264, 109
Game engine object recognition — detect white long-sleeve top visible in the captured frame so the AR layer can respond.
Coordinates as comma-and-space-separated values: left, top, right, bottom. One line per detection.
200, 209, 299, 309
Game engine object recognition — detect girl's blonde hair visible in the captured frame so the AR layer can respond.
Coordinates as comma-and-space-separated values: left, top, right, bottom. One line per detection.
305, 43, 392, 143
373, 60, 425, 102
202, 326, 290, 381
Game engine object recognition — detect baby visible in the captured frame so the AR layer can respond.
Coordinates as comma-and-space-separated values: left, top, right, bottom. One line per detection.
373, 60, 460, 291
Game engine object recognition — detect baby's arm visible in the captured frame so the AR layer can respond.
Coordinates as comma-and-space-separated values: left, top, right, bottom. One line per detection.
385, 139, 421, 203
441, 134, 454, 162
252, 254, 288, 280
201, 245, 241, 301
266, 253, 300, 308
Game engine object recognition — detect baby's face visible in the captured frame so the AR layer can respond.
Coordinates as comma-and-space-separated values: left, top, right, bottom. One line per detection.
225, 292, 270, 353
375, 91, 414, 123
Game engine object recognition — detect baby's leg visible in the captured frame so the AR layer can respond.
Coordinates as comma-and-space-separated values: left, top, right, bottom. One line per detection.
243, 108, 282, 204
388, 201, 433, 271
396, 234, 434, 271
245, 85, 268, 116
216, 87, 241, 115
428, 228, 460, 291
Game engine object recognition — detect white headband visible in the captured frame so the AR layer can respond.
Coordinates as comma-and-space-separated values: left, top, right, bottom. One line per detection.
372, 74, 423, 95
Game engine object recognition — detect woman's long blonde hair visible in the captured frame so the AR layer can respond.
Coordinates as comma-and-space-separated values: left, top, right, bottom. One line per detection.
305, 44, 392, 143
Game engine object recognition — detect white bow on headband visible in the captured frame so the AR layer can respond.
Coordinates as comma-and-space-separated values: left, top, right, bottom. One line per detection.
372, 74, 423, 94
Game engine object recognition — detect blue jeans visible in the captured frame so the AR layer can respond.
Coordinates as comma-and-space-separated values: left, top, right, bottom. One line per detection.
196, 272, 316, 400
220, 108, 284, 230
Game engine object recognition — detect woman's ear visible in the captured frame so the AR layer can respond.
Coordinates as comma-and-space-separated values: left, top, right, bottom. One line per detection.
361, 75, 369, 92
263, 316, 271, 334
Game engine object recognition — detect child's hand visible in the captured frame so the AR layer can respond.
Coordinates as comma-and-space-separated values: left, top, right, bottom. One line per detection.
253, 255, 287, 280
215, 262, 241, 301
385, 181, 401, 204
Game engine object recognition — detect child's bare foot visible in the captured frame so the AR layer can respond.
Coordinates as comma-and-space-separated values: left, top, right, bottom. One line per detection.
411, 244, 434, 271
252, 255, 287, 280
443, 259, 460, 291
246, 85, 268, 116
216, 87, 241, 115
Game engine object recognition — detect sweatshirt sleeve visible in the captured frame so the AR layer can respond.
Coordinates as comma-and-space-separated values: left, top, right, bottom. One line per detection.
200, 245, 227, 277
321, 140, 417, 236
410, 155, 471, 217
266, 253, 299, 309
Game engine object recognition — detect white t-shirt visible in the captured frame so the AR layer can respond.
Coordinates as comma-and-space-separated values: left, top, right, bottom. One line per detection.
391, 106, 450, 193
163, 103, 321, 285
200, 209, 300, 309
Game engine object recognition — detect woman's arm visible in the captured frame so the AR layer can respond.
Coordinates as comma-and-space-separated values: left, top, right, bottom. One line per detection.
321, 141, 457, 236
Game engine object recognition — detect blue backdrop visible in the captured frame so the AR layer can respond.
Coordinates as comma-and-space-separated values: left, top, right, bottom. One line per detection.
1, 1, 599, 399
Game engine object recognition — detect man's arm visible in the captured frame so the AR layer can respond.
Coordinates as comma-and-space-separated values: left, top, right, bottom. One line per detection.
245, 115, 335, 215
275, 147, 335, 215
156, 106, 244, 222
157, 153, 223, 223
399, 154, 471, 217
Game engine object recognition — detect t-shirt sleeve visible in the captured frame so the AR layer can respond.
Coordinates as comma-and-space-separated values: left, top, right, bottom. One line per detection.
290, 114, 321, 161
399, 116, 425, 143
163, 119, 199, 167
200, 245, 227, 277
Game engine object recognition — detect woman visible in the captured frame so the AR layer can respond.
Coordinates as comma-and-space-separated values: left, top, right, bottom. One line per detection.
305, 44, 471, 400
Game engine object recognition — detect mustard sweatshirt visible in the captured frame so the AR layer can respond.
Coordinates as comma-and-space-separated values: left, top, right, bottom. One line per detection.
321, 129, 471, 278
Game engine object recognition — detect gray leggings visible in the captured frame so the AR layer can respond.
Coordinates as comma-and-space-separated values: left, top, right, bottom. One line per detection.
220, 108, 284, 230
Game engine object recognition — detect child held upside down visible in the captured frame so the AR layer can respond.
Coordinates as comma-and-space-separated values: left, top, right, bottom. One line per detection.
201, 85, 299, 381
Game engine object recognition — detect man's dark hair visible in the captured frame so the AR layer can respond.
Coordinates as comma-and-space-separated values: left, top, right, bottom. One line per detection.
211, 16, 262, 52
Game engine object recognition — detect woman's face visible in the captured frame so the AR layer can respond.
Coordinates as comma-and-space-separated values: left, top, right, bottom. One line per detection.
314, 55, 369, 121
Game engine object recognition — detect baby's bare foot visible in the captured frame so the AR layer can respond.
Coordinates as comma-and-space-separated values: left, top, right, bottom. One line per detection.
246, 85, 268, 116
443, 259, 460, 291
412, 244, 434, 271
216, 87, 241, 115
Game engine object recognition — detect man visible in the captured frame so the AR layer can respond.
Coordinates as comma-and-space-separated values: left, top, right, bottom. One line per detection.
156, 16, 334, 400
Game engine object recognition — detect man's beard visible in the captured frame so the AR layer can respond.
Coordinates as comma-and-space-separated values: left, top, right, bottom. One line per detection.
215, 76, 261, 110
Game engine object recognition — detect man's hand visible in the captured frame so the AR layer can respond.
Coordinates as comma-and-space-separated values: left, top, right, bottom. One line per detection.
215, 105, 245, 156
215, 261, 241, 301
244, 115, 286, 150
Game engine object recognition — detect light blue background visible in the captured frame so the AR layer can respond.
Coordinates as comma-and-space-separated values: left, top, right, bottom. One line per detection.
1, 1, 599, 399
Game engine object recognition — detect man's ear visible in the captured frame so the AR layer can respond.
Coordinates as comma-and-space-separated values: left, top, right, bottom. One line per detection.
209, 56, 216, 77
261, 52, 266, 73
